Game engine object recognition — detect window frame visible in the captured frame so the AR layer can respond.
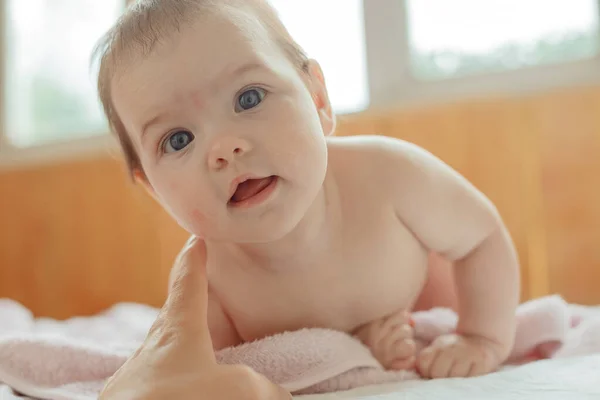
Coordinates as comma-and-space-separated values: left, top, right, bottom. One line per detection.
0, 0, 123, 169
364, 0, 600, 110
0, 0, 7, 155
1, 0, 600, 168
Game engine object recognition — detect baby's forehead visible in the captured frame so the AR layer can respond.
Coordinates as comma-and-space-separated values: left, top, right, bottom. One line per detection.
110, 9, 295, 125
150, 8, 279, 67
181, 4, 278, 47
124, 28, 282, 88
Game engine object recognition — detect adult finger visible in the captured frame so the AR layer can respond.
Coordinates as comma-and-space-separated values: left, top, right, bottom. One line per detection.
249, 369, 294, 400
160, 236, 215, 357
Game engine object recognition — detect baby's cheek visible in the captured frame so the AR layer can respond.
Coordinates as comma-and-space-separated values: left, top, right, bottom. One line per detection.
169, 209, 207, 237
189, 209, 208, 236
191, 209, 206, 224
153, 178, 210, 236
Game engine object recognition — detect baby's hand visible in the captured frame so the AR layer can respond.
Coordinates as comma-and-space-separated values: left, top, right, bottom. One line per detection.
417, 333, 504, 378
353, 310, 418, 371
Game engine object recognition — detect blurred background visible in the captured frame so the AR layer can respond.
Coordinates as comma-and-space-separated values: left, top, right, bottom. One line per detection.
0, 0, 599, 319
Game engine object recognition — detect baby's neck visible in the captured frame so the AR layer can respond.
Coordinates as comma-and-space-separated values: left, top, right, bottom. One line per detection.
209, 171, 342, 273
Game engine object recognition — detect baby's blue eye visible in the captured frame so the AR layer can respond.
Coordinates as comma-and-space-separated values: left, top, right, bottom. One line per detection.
164, 130, 194, 153
236, 88, 265, 112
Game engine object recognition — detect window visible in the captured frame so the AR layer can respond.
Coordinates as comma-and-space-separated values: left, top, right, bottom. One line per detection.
1, 0, 367, 150
406, 0, 600, 81
2, 1, 600, 154
3, 0, 124, 147
268, 0, 369, 114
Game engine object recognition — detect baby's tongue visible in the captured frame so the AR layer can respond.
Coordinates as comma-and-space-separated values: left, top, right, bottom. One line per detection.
231, 177, 272, 203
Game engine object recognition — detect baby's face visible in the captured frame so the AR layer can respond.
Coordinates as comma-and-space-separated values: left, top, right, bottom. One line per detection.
112, 7, 332, 243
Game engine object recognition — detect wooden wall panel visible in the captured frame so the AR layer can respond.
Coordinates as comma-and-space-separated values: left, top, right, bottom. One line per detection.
1, 85, 599, 319
0, 158, 187, 318
530, 88, 600, 304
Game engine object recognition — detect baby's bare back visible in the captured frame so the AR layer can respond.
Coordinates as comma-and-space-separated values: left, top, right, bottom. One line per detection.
209, 137, 430, 343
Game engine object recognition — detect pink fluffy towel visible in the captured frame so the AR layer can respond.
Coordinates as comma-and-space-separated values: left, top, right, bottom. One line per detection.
0, 295, 599, 399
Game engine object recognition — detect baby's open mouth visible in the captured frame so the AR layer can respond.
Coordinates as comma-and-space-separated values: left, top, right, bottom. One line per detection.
229, 176, 278, 205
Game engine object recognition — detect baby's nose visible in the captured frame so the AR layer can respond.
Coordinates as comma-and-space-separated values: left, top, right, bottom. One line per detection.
207, 136, 251, 170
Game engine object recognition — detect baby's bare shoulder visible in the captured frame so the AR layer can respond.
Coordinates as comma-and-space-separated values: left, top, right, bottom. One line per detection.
327, 134, 424, 162
326, 135, 430, 184
326, 134, 486, 215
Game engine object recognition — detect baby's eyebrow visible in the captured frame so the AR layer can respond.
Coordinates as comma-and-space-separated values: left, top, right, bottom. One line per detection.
140, 112, 169, 143
210, 62, 267, 100
212, 62, 266, 92
139, 63, 266, 142
199, 62, 267, 108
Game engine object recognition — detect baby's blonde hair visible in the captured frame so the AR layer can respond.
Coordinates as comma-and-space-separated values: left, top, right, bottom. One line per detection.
93, 0, 309, 180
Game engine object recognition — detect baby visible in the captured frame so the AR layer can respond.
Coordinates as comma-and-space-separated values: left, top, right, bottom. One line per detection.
94, 0, 520, 379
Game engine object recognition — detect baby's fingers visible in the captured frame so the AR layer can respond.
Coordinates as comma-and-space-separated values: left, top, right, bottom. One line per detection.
416, 345, 437, 378
428, 350, 455, 378
389, 354, 416, 371
417, 336, 455, 378
449, 359, 473, 378
381, 311, 413, 335
467, 358, 488, 377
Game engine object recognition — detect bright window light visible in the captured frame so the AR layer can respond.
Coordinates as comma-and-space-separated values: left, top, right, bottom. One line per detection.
269, 0, 369, 114
4, 0, 124, 147
407, 0, 600, 80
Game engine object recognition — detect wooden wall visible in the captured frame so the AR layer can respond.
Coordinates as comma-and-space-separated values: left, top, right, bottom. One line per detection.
1, 85, 599, 319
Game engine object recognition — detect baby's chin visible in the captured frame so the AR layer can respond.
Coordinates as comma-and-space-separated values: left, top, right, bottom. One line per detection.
213, 217, 302, 244
195, 207, 304, 244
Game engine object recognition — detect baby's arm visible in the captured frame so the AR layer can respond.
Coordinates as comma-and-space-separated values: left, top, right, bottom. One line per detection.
372, 137, 520, 378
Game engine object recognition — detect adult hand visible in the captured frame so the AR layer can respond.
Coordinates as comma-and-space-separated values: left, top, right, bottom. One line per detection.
99, 237, 292, 399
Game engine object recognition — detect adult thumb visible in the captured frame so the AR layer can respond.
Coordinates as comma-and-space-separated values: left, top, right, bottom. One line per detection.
163, 236, 212, 341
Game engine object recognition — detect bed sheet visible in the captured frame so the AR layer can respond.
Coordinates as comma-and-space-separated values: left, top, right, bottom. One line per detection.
298, 354, 600, 399
1, 303, 599, 399
2, 355, 595, 399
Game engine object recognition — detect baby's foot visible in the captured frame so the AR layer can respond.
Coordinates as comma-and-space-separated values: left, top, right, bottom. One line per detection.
354, 310, 417, 370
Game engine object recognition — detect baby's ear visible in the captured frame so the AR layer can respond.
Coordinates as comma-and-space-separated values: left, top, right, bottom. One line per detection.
306, 59, 336, 136
133, 169, 160, 202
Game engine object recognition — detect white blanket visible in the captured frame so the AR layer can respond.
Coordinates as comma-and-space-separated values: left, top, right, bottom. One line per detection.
1, 297, 599, 399
300, 354, 600, 399
1, 355, 598, 399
